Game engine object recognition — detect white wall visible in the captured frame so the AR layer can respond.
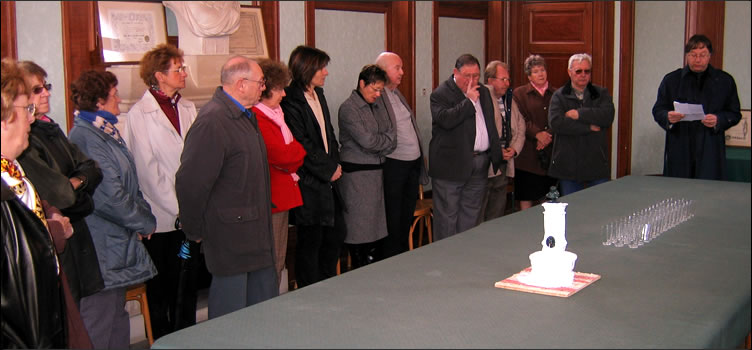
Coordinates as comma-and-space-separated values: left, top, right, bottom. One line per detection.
279, 1, 305, 66
15, 1, 67, 132
724, 1, 751, 109
415, 2, 433, 187
611, 3, 621, 178
315, 9, 385, 137
438, 17, 485, 81
631, 1, 685, 176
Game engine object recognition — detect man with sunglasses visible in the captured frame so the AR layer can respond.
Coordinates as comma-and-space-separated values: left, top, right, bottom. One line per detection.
652, 34, 741, 180
547, 53, 614, 196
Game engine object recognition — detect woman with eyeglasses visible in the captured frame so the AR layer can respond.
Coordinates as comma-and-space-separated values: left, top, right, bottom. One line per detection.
337, 64, 396, 268
1, 58, 68, 348
250, 59, 306, 292
512, 54, 558, 210
68, 70, 157, 349
124, 43, 200, 339
280, 45, 345, 288
17, 60, 106, 309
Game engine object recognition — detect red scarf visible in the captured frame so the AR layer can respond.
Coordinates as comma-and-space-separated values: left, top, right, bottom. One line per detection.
149, 88, 182, 135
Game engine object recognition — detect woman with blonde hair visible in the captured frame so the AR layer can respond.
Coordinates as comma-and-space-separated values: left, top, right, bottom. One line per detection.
1, 58, 67, 348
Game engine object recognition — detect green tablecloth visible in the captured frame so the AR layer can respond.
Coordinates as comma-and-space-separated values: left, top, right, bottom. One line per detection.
726, 147, 751, 182
153, 176, 751, 349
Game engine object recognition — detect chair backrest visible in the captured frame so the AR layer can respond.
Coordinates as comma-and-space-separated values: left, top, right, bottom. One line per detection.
418, 184, 424, 200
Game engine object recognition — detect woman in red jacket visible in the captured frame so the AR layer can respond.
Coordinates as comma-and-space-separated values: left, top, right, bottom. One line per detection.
251, 59, 306, 292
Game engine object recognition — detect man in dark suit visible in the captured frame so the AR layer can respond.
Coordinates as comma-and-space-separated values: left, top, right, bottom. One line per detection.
175, 56, 277, 319
429, 54, 503, 241
375, 52, 429, 258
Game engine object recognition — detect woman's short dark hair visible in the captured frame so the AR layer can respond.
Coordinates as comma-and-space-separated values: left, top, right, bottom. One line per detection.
288, 45, 330, 90
357, 64, 387, 89
257, 58, 290, 100
71, 70, 118, 112
685, 34, 713, 54
524, 54, 547, 76
140, 43, 184, 87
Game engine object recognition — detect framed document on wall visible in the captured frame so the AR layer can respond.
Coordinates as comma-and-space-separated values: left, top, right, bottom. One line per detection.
725, 110, 750, 148
97, 1, 167, 63
229, 6, 268, 58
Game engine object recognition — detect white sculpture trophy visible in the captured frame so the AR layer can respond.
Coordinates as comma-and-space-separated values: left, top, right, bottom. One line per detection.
522, 201, 578, 288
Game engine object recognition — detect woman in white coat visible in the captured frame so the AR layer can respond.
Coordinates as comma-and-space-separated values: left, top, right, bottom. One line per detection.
124, 43, 199, 339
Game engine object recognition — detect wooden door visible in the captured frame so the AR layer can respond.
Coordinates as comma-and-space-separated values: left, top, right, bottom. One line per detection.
510, 1, 613, 91
510, 1, 614, 169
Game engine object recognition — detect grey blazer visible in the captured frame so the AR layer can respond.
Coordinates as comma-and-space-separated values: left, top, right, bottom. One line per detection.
338, 90, 396, 165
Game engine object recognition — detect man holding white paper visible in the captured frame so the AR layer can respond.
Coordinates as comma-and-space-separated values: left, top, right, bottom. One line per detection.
652, 34, 741, 180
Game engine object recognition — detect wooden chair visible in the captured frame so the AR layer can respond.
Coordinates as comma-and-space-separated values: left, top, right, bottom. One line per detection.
126, 283, 154, 346
408, 184, 433, 250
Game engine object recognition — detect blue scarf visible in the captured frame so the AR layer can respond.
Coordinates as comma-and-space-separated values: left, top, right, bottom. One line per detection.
76, 109, 123, 144
77, 109, 119, 124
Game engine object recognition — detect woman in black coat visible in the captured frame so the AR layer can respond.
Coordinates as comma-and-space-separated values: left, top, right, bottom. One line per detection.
17, 61, 105, 303
280, 45, 345, 288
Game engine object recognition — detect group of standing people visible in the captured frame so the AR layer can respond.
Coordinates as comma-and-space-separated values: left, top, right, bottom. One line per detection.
429, 51, 615, 241
429, 33, 739, 243
1, 32, 740, 348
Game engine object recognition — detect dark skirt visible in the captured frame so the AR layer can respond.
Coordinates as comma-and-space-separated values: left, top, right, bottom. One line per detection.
514, 169, 557, 201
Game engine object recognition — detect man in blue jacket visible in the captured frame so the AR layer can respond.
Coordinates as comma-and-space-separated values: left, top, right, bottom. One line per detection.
652, 34, 741, 180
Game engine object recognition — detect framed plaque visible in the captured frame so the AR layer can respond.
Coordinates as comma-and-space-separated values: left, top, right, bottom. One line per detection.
229, 6, 268, 58
725, 110, 750, 148
97, 1, 167, 63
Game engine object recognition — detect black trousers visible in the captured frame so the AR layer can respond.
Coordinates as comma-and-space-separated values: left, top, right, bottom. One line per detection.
380, 157, 421, 259
142, 230, 200, 339
294, 201, 345, 288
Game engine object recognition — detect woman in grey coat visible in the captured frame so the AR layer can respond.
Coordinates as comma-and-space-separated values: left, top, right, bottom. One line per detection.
68, 70, 157, 349
338, 65, 396, 268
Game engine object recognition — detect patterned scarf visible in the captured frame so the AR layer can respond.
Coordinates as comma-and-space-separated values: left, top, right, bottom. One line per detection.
76, 109, 124, 144
1, 157, 48, 228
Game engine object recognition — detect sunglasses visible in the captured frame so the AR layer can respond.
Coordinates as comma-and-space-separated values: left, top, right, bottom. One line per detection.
32, 83, 52, 95
573, 69, 592, 75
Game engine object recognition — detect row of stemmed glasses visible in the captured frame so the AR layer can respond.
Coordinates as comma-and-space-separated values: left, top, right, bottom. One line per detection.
602, 198, 695, 248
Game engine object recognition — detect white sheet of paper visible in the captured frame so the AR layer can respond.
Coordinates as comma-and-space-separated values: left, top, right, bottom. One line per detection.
673, 101, 705, 121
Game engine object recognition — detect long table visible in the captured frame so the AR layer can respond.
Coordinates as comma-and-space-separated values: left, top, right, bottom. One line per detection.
152, 175, 751, 348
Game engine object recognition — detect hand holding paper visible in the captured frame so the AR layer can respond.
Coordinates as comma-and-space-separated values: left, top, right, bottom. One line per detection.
673, 101, 705, 122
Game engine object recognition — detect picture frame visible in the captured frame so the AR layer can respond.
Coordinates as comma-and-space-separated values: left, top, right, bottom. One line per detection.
97, 1, 167, 64
725, 109, 751, 148
229, 6, 268, 58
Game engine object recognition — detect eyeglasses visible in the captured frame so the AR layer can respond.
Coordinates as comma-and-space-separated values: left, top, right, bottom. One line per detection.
460, 73, 481, 80
32, 83, 52, 95
573, 69, 592, 75
687, 53, 710, 60
242, 77, 266, 88
165, 66, 188, 74
366, 84, 384, 93
491, 77, 511, 83
14, 103, 36, 116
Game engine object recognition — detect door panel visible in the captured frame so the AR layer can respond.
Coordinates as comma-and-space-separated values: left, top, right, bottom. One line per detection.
518, 2, 593, 89
510, 1, 614, 173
